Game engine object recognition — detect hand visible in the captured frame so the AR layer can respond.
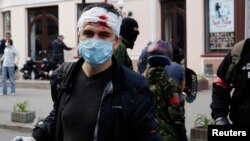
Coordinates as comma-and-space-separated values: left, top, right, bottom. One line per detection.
214, 117, 230, 125
12, 136, 36, 141
182, 92, 187, 98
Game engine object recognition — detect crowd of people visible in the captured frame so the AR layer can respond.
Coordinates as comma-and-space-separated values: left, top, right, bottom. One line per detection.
0, 33, 73, 82
20, 57, 52, 80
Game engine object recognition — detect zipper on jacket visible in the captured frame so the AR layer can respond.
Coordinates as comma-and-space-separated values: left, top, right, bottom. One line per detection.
93, 81, 113, 141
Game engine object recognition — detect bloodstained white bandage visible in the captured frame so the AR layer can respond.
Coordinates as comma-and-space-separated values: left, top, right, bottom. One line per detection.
77, 7, 122, 36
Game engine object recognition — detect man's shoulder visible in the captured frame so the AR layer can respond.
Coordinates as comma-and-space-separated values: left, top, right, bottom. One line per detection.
13, 46, 18, 50
114, 43, 127, 53
119, 42, 126, 48
52, 39, 60, 44
171, 62, 184, 68
121, 66, 148, 87
168, 62, 185, 71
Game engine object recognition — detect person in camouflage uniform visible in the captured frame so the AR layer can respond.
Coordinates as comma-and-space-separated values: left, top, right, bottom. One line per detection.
113, 17, 139, 70
143, 40, 187, 141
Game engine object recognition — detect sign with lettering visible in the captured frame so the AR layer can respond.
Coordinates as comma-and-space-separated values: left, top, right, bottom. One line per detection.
209, 0, 234, 32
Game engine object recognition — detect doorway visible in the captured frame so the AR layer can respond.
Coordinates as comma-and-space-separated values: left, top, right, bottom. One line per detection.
160, 0, 186, 63
28, 6, 58, 62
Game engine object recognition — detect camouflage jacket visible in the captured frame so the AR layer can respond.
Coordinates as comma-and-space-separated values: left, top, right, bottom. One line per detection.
144, 66, 187, 141
113, 39, 133, 70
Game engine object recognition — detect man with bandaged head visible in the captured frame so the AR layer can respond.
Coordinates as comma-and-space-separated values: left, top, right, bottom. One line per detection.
114, 17, 139, 69
12, 3, 159, 141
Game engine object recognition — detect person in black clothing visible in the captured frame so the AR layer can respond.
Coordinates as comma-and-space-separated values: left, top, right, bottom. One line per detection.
13, 3, 160, 141
20, 57, 38, 80
0, 32, 11, 56
38, 58, 52, 80
211, 39, 250, 125
51, 35, 72, 70
113, 17, 140, 69
172, 46, 184, 64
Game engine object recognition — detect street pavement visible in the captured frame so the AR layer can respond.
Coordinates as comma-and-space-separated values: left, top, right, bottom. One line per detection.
0, 87, 212, 140
0, 88, 52, 133
0, 128, 30, 141
185, 89, 213, 136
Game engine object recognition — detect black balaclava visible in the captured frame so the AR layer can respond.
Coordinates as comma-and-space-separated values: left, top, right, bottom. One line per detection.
120, 17, 139, 49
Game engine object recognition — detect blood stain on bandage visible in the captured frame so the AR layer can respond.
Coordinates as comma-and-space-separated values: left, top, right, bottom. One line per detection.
98, 15, 109, 29
99, 15, 108, 20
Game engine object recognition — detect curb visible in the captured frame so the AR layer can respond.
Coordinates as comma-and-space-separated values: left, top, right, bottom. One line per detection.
0, 80, 50, 89
0, 123, 33, 132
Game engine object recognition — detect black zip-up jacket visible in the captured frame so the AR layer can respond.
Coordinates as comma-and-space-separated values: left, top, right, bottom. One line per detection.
211, 42, 250, 125
32, 57, 160, 141
0, 39, 7, 55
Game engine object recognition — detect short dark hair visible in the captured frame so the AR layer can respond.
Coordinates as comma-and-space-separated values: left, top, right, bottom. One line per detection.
8, 39, 13, 45
83, 3, 120, 17
5, 32, 11, 37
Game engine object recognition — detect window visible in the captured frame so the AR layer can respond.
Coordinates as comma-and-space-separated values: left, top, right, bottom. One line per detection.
28, 6, 58, 61
205, 0, 235, 53
2, 11, 11, 35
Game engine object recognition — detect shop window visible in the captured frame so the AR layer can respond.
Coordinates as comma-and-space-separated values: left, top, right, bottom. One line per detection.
2, 11, 11, 35
205, 0, 235, 53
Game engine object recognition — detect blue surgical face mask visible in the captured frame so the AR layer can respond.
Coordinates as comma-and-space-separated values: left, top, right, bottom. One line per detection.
79, 39, 113, 67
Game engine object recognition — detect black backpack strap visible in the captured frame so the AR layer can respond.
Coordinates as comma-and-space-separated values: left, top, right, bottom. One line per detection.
51, 62, 76, 101
56, 62, 76, 94
224, 40, 245, 82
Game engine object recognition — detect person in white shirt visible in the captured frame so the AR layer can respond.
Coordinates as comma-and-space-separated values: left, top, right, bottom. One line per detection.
0, 39, 19, 95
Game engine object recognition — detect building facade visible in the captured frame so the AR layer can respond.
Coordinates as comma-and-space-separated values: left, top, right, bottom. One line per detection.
0, 0, 248, 75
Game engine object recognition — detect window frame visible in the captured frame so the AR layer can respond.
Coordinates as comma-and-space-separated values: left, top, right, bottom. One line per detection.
203, 0, 244, 57
2, 11, 11, 36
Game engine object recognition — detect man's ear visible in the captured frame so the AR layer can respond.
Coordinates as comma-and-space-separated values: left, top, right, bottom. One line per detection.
114, 36, 122, 50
